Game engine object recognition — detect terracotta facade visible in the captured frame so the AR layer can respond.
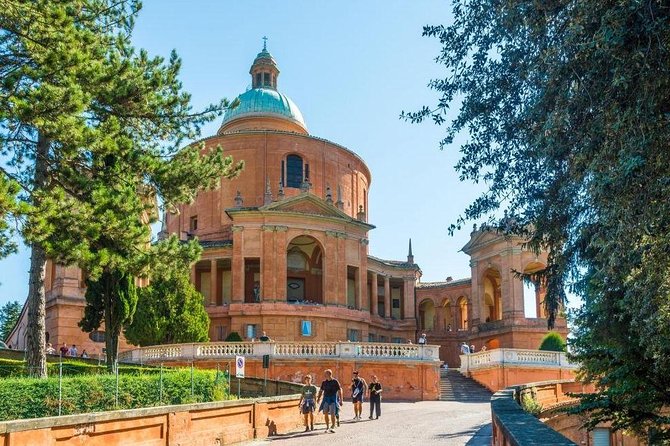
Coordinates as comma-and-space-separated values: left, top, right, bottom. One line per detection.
6, 46, 564, 362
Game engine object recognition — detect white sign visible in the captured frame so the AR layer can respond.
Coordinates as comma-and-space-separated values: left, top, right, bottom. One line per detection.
235, 355, 245, 378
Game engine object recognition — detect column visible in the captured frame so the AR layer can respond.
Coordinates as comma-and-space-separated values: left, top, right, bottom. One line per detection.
231, 226, 244, 303
383, 276, 391, 319
403, 278, 415, 319
209, 258, 218, 306
370, 272, 378, 316
324, 231, 339, 305
261, 226, 275, 302
435, 306, 445, 331
275, 226, 288, 301
469, 259, 481, 327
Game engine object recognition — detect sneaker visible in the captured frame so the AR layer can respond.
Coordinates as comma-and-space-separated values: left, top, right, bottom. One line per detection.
329, 428, 336, 433
336, 419, 340, 427
304, 427, 310, 432
369, 416, 373, 420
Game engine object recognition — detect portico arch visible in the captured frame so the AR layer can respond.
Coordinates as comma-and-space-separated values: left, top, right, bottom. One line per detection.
523, 261, 547, 318
418, 299, 435, 331
483, 269, 502, 322
441, 299, 454, 331
457, 296, 468, 330
286, 235, 323, 304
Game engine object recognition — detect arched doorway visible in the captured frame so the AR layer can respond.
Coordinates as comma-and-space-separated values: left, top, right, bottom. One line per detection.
286, 235, 323, 304
457, 296, 468, 330
523, 261, 546, 318
483, 269, 502, 322
443, 302, 454, 331
418, 300, 435, 331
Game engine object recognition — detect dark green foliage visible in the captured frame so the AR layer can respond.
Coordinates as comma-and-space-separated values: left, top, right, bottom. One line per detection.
0, 369, 228, 421
225, 332, 243, 342
125, 269, 209, 346
538, 332, 566, 352
80, 271, 138, 370
0, 358, 158, 378
0, 301, 21, 341
405, 0, 670, 440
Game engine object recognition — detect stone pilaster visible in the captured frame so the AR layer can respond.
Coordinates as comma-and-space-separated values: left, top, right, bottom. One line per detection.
370, 272, 378, 316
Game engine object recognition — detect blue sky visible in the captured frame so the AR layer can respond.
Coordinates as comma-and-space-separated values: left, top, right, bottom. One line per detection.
0, 1, 547, 314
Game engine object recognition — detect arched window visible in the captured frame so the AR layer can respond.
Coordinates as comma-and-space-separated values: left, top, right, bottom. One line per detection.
286, 155, 304, 188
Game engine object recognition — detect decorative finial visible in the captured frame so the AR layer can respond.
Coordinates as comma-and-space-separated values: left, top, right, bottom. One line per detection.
325, 185, 333, 204
262, 36, 268, 51
336, 185, 344, 210
357, 205, 366, 222
264, 179, 273, 205
234, 190, 243, 208
278, 180, 285, 200
407, 238, 414, 264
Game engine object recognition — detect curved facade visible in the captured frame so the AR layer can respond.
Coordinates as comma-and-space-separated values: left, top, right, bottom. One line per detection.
164, 46, 418, 343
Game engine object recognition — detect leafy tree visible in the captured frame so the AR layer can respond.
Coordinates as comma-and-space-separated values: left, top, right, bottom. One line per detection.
404, 0, 670, 440
1, 1, 242, 375
0, 301, 21, 341
125, 271, 210, 346
538, 332, 566, 352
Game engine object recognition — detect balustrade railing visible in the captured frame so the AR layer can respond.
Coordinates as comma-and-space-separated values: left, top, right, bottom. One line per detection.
460, 348, 578, 373
119, 341, 441, 363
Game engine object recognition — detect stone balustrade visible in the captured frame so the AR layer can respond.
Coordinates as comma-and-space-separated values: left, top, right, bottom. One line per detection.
119, 341, 441, 364
459, 348, 578, 373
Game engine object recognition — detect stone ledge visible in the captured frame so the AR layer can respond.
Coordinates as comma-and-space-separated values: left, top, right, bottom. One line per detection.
491, 387, 576, 446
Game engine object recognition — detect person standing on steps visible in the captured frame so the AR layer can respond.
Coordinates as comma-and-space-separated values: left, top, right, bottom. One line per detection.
368, 375, 383, 419
298, 375, 317, 432
350, 370, 367, 420
316, 369, 342, 433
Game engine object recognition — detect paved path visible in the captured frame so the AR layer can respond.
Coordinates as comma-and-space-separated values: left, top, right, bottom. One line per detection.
254, 399, 492, 446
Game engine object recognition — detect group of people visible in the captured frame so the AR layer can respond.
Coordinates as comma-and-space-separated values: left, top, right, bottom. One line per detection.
298, 369, 383, 433
460, 342, 485, 354
46, 342, 89, 358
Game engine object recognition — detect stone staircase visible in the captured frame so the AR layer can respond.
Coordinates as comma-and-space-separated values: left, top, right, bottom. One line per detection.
439, 368, 492, 402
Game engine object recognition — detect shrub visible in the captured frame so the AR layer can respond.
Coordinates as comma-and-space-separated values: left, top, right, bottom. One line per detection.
0, 368, 229, 421
0, 358, 159, 378
538, 332, 566, 352
521, 391, 543, 418
225, 331, 243, 342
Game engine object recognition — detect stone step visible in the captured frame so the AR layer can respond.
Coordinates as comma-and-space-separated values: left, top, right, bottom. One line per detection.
438, 369, 492, 402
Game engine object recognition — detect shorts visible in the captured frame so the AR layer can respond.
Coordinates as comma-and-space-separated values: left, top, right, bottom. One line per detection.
352, 394, 364, 403
301, 399, 316, 414
320, 395, 338, 414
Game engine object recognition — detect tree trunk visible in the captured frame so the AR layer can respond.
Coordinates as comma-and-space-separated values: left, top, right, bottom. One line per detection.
25, 133, 49, 378
104, 273, 116, 373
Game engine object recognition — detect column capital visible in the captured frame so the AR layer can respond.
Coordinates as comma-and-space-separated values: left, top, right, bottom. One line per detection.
231, 225, 244, 233
261, 225, 276, 232
275, 225, 288, 232
360, 238, 369, 245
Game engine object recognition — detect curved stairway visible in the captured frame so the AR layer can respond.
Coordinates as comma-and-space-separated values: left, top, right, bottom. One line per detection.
439, 368, 492, 402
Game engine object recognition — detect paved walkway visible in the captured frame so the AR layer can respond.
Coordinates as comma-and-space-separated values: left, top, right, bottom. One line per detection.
254, 400, 492, 446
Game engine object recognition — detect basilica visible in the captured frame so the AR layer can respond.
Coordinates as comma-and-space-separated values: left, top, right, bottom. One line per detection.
6, 44, 567, 367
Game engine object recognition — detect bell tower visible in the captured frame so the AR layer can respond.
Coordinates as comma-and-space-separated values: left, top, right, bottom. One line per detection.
250, 37, 279, 90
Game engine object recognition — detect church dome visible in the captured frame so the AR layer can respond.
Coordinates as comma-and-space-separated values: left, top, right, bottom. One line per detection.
220, 87, 307, 131
218, 41, 308, 134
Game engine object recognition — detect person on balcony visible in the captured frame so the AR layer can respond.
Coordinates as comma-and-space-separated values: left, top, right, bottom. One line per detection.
368, 375, 383, 419
259, 331, 271, 342
316, 369, 342, 433
418, 333, 427, 345
298, 375, 317, 432
460, 342, 470, 355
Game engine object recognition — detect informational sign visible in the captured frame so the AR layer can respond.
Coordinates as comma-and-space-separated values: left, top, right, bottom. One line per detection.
235, 355, 245, 378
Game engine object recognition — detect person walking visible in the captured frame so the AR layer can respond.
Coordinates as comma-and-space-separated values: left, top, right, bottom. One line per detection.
350, 370, 367, 420
298, 375, 317, 432
368, 375, 383, 419
316, 369, 342, 433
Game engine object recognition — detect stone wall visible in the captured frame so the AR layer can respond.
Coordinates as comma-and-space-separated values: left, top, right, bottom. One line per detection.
0, 382, 303, 446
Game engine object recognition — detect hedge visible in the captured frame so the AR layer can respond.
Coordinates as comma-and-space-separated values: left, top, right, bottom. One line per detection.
0, 358, 159, 378
538, 331, 567, 352
0, 369, 229, 421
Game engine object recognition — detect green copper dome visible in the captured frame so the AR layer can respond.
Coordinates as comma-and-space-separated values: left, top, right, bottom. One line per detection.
221, 87, 307, 131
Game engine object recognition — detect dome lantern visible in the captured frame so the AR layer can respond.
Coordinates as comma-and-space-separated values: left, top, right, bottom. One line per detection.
250, 37, 279, 90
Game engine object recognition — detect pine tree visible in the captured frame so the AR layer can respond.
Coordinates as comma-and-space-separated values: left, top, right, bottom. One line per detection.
0, 300, 21, 341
